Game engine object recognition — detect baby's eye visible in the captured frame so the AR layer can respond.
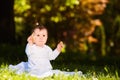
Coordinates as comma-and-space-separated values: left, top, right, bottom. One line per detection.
43, 35, 45, 37
37, 34, 40, 37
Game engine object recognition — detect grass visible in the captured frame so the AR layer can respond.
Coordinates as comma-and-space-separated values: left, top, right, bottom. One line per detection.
0, 63, 119, 80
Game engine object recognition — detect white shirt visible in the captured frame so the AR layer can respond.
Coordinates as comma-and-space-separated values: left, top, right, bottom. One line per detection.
25, 43, 60, 74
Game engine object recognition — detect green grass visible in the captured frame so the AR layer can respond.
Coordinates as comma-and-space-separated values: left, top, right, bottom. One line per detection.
0, 64, 119, 80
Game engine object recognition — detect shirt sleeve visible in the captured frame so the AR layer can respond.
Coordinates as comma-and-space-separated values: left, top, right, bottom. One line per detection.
46, 45, 60, 60
25, 43, 33, 56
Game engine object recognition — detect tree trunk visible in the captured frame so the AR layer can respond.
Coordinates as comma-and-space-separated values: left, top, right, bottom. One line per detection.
0, 0, 15, 44
100, 25, 106, 56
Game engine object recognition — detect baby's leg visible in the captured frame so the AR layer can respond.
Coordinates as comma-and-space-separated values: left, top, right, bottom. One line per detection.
62, 71, 83, 76
9, 62, 28, 74
52, 70, 82, 76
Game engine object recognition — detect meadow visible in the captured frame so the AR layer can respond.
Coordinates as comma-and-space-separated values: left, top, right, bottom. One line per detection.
0, 63, 119, 80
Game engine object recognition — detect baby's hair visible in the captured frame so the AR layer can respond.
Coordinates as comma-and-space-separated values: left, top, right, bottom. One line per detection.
32, 22, 48, 33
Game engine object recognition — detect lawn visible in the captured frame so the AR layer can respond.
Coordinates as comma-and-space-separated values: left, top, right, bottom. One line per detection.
0, 63, 119, 80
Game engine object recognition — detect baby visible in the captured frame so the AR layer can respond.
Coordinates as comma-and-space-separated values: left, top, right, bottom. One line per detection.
9, 24, 82, 78
9, 24, 64, 77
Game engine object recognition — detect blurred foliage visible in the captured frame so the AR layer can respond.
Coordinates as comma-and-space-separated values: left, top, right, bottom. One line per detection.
13, 0, 120, 61
101, 0, 120, 56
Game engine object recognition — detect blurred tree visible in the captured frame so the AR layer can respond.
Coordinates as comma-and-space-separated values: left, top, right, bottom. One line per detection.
14, 0, 31, 44
0, 0, 15, 44
101, 0, 120, 55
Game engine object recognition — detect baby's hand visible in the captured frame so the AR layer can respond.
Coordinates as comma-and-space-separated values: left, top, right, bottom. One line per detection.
27, 34, 34, 45
57, 41, 64, 52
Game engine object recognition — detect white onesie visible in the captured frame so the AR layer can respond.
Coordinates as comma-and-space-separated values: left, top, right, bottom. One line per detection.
9, 43, 82, 78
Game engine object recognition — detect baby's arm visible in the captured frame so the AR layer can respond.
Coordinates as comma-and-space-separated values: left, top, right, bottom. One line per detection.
47, 41, 64, 60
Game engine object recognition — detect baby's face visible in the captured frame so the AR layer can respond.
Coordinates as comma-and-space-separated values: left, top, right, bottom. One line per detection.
33, 28, 48, 47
